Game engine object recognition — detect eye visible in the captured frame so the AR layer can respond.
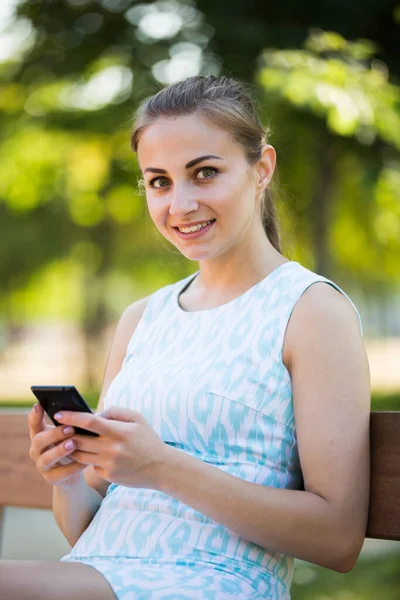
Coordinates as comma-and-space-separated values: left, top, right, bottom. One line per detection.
148, 176, 170, 189
148, 166, 218, 189
196, 166, 218, 180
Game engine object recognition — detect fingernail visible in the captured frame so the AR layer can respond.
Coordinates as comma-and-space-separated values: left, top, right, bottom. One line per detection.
63, 426, 74, 435
64, 440, 74, 450
32, 404, 38, 412
54, 412, 63, 420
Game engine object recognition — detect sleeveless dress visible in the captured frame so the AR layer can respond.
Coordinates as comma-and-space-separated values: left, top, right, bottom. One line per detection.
60, 260, 363, 599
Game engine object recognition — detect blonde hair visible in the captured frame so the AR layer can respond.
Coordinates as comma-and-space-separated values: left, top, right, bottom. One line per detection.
130, 75, 283, 253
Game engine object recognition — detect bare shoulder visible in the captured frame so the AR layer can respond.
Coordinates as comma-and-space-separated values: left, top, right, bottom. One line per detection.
118, 295, 152, 339
282, 281, 364, 373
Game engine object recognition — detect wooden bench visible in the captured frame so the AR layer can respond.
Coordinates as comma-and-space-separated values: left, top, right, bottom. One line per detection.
0, 410, 399, 556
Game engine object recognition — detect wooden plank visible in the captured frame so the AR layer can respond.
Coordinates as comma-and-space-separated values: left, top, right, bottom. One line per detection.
0, 411, 399, 542
0, 413, 52, 509
0, 504, 4, 554
366, 411, 400, 540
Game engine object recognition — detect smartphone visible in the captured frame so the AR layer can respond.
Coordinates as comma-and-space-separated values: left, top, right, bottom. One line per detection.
30, 385, 99, 437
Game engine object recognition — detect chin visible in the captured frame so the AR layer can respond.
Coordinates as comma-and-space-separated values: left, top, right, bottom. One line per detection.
179, 250, 209, 261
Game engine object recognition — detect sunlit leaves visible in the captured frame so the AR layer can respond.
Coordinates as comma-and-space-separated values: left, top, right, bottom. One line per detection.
0, 83, 26, 113
257, 30, 400, 280
258, 31, 400, 150
259, 29, 400, 287
259, 27, 400, 284
23, 79, 69, 115
0, 124, 141, 229
328, 153, 400, 283
59, 66, 133, 111
0, 0, 399, 327
8, 258, 85, 322
0, 17, 36, 63
125, 0, 205, 42
106, 185, 142, 224
331, 210, 376, 276
305, 29, 378, 61
68, 192, 105, 227
66, 139, 110, 193
139, 10, 183, 40
110, 129, 136, 168
373, 165, 400, 247
0, 127, 68, 213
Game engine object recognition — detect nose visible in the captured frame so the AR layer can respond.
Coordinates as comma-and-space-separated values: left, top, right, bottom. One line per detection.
168, 182, 199, 216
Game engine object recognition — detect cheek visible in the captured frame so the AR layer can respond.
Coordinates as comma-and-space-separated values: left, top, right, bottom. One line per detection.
219, 169, 246, 193
204, 176, 232, 204
146, 194, 173, 231
213, 174, 247, 208
146, 194, 164, 218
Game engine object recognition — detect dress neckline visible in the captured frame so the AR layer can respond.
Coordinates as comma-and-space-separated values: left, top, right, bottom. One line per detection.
174, 260, 297, 315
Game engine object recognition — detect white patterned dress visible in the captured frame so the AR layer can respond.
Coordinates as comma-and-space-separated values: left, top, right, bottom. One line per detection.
60, 260, 363, 599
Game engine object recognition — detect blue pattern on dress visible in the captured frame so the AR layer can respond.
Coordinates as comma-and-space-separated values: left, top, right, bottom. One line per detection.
60, 260, 363, 599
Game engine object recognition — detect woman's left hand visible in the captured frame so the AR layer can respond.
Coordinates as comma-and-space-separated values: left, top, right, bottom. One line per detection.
53, 406, 170, 490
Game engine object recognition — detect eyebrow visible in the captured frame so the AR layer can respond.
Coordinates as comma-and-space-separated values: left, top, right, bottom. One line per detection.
143, 155, 223, 174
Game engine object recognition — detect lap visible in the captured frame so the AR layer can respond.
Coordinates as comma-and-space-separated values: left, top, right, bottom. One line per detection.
71, 558, 267, 600
0, 560, 116, 600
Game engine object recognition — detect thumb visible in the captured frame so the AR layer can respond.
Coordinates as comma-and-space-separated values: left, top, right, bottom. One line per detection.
99, 406, 146, 424
28, 403, 46, 440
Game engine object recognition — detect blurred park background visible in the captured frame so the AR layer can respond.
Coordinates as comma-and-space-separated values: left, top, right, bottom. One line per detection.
0, 0, 399, 597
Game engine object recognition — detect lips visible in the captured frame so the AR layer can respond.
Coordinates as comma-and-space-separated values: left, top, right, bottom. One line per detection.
174, 219, 216, 239
174, 219, 215, 230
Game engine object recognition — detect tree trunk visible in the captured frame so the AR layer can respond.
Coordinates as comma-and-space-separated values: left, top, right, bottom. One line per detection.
81, 221, 113, 391
312, 136, 337, 275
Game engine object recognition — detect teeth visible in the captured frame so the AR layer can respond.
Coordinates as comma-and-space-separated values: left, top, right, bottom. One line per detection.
178, 220, 213, 233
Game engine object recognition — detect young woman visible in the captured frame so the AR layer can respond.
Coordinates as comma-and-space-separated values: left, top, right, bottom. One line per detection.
6, 75, 370, 600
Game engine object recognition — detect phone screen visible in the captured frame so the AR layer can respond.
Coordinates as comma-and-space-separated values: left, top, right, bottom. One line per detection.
30, 385, 99, 437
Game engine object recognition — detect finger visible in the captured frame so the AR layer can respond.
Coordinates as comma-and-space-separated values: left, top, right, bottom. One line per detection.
28, 403, 46, 441
102, 406, 146, 424
69, 450, 99, 466
30, 425, 75, 461
36, 436, 78, 472
68, 434, 101, 453
53, 411, 113, 436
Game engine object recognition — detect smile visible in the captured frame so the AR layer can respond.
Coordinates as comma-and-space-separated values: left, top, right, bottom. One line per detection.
174, 219, 216, 239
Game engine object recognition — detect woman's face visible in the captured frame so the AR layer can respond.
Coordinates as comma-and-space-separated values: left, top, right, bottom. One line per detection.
136, 113, 275, 263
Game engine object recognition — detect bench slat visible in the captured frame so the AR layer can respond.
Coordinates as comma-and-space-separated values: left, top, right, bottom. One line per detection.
0, 411, 399, 541
366, 411, 400, 540
0, 413, 52, 509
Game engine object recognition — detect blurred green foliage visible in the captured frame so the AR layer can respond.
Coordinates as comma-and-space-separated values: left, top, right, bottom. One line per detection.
256, 31, 400, 286
0, 1, 398, 337
292, 550, 400, 600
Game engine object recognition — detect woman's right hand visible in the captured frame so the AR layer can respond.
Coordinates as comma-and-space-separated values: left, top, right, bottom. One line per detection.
28, 402, 87, 487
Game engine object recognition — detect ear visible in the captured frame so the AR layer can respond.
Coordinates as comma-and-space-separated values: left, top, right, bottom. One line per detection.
255, 144, 276, 195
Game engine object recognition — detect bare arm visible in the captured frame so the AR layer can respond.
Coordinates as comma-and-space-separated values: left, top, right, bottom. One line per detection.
155, 283, 371, 572
52, 474, 104, 547
53, 295, 150, 546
